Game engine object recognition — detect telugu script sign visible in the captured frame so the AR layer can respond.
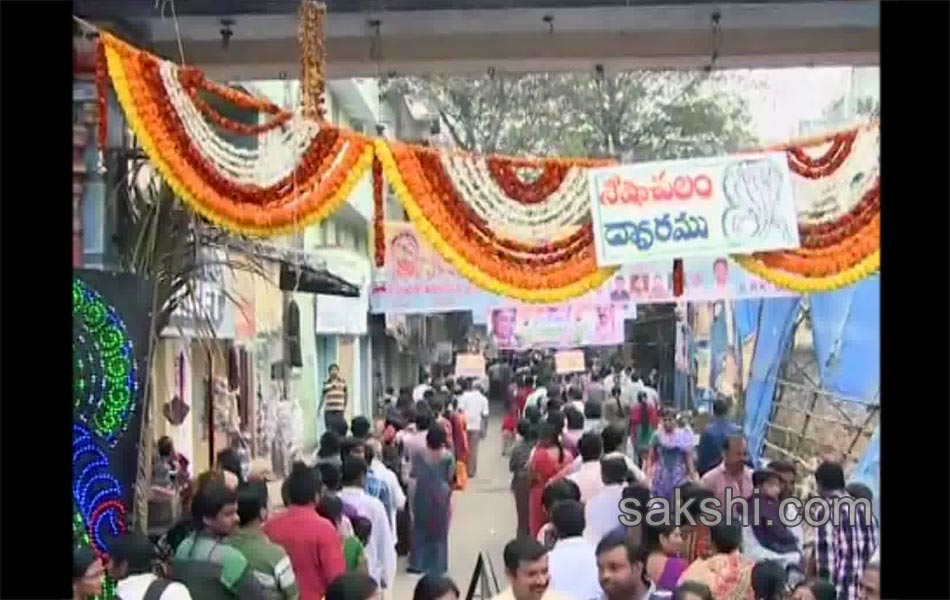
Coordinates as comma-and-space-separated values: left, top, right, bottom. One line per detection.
555, 350, 587, 374
455, 353, 486, 379
588, 153, 800, 266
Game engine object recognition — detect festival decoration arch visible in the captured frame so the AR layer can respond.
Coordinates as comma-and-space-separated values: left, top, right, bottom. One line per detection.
96, 31, 879, 300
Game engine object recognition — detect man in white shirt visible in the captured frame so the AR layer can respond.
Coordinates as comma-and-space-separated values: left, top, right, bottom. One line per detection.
492, 538, 571, 600
338, 457, 396, 591
108, 532, 193, 600
413, 374, 433, 402
365, 438, 406, 527
547, 501, 602, 600
457, 377, 489, 477
567, 433, 606, 504
561, 425, 646, 484
584, 457, 629, 544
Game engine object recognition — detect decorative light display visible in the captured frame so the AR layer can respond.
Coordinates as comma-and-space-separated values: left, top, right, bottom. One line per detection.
73, 278, 138, 447
73, 424, 127, 554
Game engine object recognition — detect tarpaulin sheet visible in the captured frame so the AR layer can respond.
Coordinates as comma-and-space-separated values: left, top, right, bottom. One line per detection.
743, 296, 803, 465
850, 425, 880, 518
809, 275, 880, 402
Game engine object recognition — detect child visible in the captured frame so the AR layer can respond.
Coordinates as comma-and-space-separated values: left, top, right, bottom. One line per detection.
347, 516, 372, 574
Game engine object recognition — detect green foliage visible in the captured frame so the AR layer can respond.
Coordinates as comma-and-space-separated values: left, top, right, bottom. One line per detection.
385, 70, 758, 160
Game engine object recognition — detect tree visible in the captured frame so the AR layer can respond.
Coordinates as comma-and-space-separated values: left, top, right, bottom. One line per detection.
384, 70, 758, 160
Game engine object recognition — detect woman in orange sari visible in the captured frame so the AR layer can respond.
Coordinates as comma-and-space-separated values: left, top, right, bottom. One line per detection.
527, 421, 574, 537
678, 522, 755, 600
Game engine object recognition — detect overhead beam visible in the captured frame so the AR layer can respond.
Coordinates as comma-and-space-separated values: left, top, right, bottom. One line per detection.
138, 1, 878, 79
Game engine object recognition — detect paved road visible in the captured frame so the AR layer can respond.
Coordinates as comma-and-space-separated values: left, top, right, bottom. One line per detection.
391, 412, 514, 598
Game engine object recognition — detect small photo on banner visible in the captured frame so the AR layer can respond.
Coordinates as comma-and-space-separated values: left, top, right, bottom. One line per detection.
488, 303, 625, 350
73, 270, 152, 555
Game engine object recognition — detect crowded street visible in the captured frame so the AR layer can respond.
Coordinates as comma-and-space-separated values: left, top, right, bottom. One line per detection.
68, 1, 882, 600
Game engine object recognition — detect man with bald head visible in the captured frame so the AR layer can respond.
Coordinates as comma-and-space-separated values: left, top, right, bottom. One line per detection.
700, 433, 753, 518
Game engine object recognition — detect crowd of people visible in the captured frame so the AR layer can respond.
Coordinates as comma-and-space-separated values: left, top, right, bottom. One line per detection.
491, 359, 879, 600
72, 356, 879, 600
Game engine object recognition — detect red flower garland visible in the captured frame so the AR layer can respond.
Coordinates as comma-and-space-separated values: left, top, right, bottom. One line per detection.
799, 179, 880, 248
485, 158, 569, 204
373, 156, 385, 267
95, 37, 109, 154
786, 131, 857, 179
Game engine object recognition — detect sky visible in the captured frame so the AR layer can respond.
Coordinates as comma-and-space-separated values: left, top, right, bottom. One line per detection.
740, 66, 878, 143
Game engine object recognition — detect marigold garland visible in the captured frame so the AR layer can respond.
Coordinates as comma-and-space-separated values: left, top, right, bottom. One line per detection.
95, 37, 109, 154
373, 156, 385, 268
100, 32, 371, 236
95, 32, 880, 298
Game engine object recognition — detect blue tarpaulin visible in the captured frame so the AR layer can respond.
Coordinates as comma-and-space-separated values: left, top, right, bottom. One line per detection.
809, 275, 880, 402
743, 296, 803, 465
850, 425, 880, 518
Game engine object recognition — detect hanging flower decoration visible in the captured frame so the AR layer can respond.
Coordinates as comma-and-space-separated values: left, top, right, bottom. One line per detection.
98, 32, 373, 237
96, 33, 880, 299
376, 140, 617, 303
373, 156, 385, 267
732, 123, 880, 293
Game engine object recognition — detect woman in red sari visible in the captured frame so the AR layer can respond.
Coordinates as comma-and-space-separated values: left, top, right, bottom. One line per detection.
527, 421, 574, 536
502, 375, 533, 456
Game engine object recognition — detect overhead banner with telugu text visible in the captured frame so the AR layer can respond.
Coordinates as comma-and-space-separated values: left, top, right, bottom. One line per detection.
371, 222, 795, 316
588, 153, 800, 266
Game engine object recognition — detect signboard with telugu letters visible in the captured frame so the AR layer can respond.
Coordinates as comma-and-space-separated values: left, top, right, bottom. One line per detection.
455, 353, 486, 379
588, 153, 800, 266
555, 350, 586, 374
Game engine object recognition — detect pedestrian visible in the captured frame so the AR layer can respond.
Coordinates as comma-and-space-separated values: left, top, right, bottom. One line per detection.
351, 417, 373, 443
493, 537, 568, 600
73, 547, 105, 600
643, 523, 688, 594
344, 438, 395, 528
365, 438, 406, 528
790, 580, 837, 600
502, 375, 530, 457
108, 532, 192, 599
316, 431, 344, 469
408, 426, 456, 575
584, 457, 630, 544
263, 463, 346, 600
535, 479, 581, 549
173, 478, 267, 599
324, 572, 380, 600
809, 461, 878, 600
595, 534, 664, 600
546, 501, 602, 600
745, 470, 800, 563
338, 457, 397, 591
696, 397, 739, 476
858, 555, 880, 600
566, 432, 605, 504
650, 409, 697, 503
413, 574, 460, 600
562, 406, 585, 457
672, 582, 714, 600
216, 448, 245, 489
630, 391, 659, 468
677, 523, 754, 600
509, 418, 537, 538
228, 482, 299, 600
527, 422, 574, 537
750, 560, 787, 600
321, 364, 349, 436
413, 373, 433, 402
678, 485, 715, 564
699, 434, 752, 517
603, 483, 651, 547
456, 377, 489, 477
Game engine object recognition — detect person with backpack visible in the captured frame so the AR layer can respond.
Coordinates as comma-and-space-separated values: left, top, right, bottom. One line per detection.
108, 532, 193, 600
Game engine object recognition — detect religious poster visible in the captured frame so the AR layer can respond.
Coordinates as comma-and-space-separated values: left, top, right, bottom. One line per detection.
73, 270, 152, 556
588, 153, 800, 265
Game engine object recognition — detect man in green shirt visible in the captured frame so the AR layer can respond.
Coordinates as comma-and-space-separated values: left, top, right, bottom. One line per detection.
173, 479, 267, 599
229, 482, 300, 600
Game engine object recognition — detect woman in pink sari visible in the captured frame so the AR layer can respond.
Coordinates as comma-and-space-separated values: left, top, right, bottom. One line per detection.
527, 422, 574, 537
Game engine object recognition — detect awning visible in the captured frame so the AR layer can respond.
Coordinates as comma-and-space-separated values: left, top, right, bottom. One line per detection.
279, 261, 360, 297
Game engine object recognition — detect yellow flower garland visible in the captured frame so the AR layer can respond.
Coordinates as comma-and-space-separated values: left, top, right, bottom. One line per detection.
104, 41, 372, 238
375, 140, 617, 303
732, 251, 880, 293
